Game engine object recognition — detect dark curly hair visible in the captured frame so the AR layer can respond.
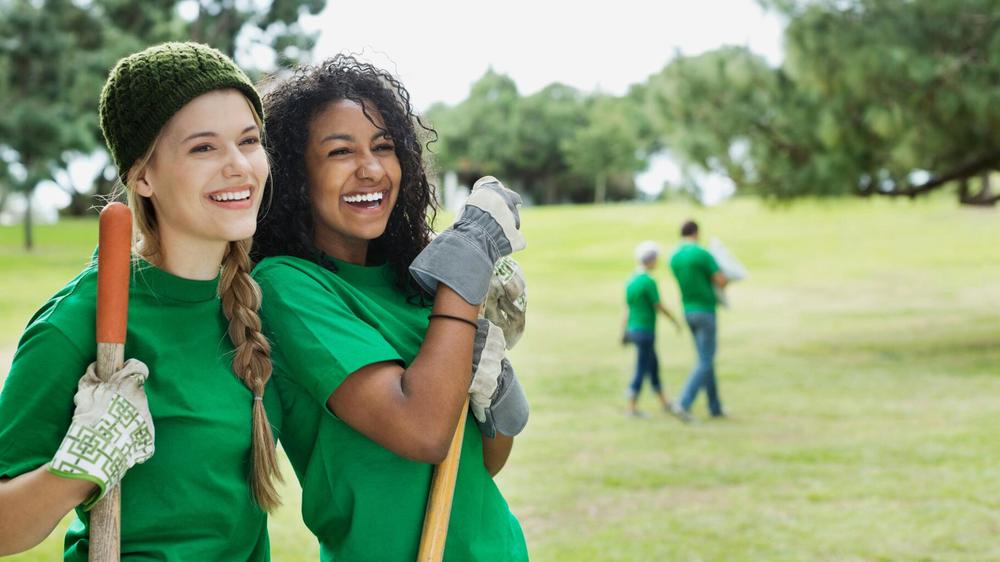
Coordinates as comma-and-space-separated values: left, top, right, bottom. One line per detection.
252, 55, 438, 299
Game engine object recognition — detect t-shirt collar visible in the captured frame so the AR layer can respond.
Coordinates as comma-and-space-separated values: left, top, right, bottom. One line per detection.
323, 255, 394, 287
133, 259, 221, 303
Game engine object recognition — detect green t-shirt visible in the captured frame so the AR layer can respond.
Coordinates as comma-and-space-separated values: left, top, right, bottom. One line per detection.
669, 242, 721, 313
625, 271, 660, 332
254, 255, 528, 562
0, 260, 280, 561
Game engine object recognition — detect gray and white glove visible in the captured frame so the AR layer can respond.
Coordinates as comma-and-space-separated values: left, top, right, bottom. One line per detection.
470, 319, 529, 438
410, 176, 526, 305
49, 358, 155, 510
483, 256, 527, 349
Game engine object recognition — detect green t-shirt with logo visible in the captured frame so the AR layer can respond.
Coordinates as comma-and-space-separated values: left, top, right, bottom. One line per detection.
254, 255, 528, 562
669, 242, 721, 313
0, 260, 279, 561
625, 271, 660, 332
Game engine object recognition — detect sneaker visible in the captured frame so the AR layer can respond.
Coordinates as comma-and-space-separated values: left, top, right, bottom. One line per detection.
667, 404, 694, 424
628, 410, 650, 419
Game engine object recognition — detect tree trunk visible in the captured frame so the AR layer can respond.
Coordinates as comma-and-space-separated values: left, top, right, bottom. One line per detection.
594, 173, 607, 204
64, 190, 97, 217
24, 187, 34, 251
542, 181, 558, 205
959, 171, 999, 206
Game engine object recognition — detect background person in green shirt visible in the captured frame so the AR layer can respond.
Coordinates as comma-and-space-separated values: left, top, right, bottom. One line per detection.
669, 220, 730, 419
251, 56, 529, 561
0, 43, 282, 559
622, 241, 683, 418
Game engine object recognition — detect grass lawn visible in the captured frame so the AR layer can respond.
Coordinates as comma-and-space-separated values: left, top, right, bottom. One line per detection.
2, 195, 998, 561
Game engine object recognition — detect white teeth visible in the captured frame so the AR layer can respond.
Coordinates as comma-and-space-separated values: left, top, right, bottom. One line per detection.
210, 190, 251, 202
343, 191, 385, 204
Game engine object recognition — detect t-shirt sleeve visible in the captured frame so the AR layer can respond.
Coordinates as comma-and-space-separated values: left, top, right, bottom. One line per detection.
257, 265, 403, 406
0, 322, 90, 479
646, 276, 661, 306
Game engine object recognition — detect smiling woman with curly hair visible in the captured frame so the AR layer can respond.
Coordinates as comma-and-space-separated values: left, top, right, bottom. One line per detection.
253, 55, 436, 298
252, 55, 530, 561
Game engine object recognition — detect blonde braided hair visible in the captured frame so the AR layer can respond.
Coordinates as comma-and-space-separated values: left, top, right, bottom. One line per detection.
218, 237, 283, 510
116, 105, 283, 511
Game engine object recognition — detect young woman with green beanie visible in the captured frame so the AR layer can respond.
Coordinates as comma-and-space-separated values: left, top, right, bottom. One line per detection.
251, 56, 530, 561
0, 42, 282, 559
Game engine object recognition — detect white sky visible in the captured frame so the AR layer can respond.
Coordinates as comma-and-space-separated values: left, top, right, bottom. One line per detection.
303, 0, 785, 111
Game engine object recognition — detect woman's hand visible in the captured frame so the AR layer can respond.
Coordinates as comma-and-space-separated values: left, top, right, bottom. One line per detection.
469, 319, 529, 439
48, 358, 155, 509
482, 256, 527, 348
409, 176, 526, 305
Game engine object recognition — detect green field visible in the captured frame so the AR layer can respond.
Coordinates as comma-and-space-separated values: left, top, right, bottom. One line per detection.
2, 196, 999, 561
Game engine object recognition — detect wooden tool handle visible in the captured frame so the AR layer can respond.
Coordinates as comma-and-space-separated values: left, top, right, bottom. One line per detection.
417, 397, 470, 562
96, 202, 131, 346
90, 202, 132, 562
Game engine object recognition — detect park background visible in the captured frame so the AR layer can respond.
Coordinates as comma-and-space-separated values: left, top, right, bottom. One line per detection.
1, 1, 998, 560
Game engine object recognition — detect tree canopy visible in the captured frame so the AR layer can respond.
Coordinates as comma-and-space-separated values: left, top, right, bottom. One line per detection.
2, 0, 996, 248
0, 0, 326, 248
429, 0, 1000, 207
644, 0, 1000, 205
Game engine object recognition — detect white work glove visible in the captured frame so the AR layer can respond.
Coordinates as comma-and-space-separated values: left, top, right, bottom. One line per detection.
483, 255, 527, 349
410, 176, 526, 305
49, 358, 155, 510
469, 319, 529, 438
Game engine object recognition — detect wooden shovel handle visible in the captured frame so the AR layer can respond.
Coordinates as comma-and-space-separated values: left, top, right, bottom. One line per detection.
417, 397, 470, 562
96, 202, 131, 346
90, 202, 132, 562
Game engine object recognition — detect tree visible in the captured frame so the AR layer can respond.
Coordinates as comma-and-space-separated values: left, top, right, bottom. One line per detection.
0, 0, 328, 249
426, 69, 522, 191
562, 95, 642, 203
0, 0, 103, 249
651, 0, 1000, 205
503, 83, 593, 203
645, 47, 829, 202
428, 73, 631, 203
780, 0, 1000, 205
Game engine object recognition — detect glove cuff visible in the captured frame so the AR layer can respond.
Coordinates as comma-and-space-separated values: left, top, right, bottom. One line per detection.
409, 227, 496, 305
477, 361, 529, 438
47, 465, 106, 510
49, 393, 154, 509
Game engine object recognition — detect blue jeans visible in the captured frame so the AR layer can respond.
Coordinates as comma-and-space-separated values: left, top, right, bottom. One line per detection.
679, 312, 723, 416
626, 329, 661, 399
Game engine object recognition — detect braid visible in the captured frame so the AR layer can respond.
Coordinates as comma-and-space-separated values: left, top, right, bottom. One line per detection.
219, 238, 283, 511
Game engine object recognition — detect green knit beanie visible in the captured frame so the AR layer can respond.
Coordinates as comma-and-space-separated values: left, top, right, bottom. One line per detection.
99, 42, 263, 183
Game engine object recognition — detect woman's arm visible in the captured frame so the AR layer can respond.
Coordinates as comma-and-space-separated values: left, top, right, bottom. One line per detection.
481, 434, 514, 476
621, 307, 630, 344
328, 285, 479, 463
0, 469, 94, 555
656, 302, 682, 332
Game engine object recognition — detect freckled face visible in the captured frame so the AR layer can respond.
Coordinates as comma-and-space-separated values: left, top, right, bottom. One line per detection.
304, 99, 402, 259
137, 89, 268, 246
